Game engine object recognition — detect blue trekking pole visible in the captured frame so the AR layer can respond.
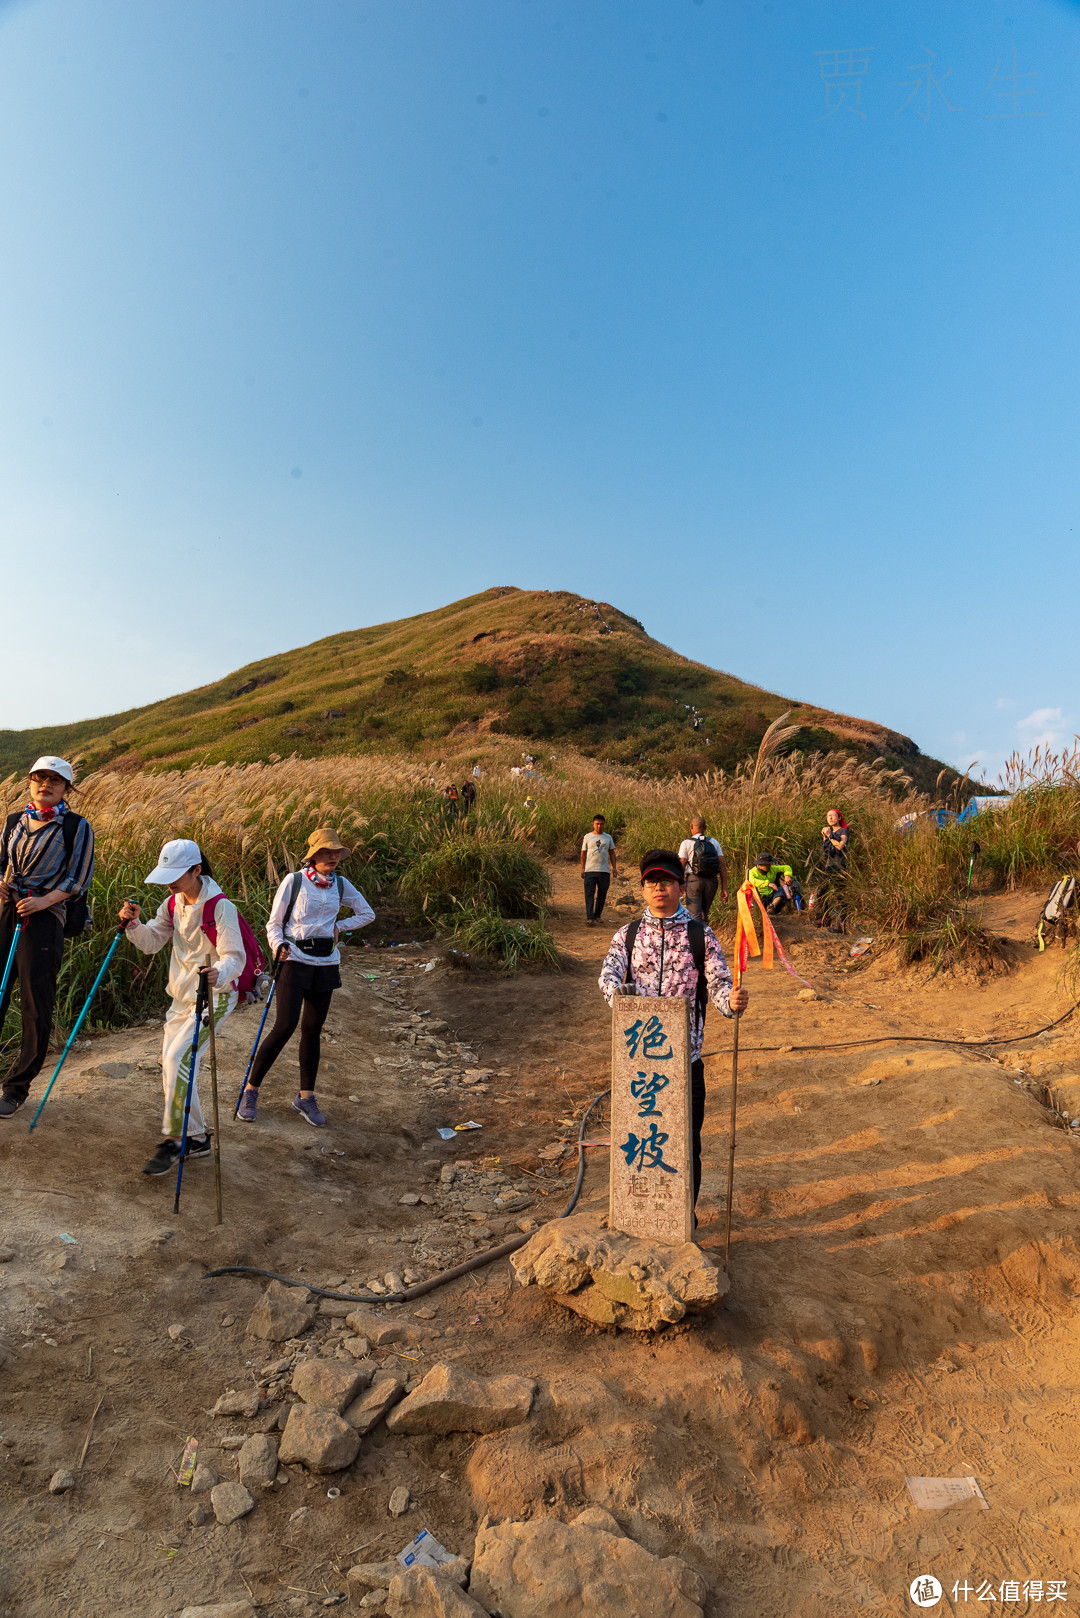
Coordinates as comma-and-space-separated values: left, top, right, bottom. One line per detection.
29, 920, 129, 1132
233, 948, 285, 1118
174, 969, 210, 1215
0, 921, 23, 1012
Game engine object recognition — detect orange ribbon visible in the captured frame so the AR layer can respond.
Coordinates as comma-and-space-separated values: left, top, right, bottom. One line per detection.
734, 880, 812, 990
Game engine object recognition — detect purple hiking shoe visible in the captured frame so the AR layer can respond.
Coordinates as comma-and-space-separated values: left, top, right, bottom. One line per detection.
292, 1094, 325, 1127
236, 1087, 258, 1122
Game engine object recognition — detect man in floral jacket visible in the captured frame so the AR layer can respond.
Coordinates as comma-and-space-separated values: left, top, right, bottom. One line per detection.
599, 849, 749, 1205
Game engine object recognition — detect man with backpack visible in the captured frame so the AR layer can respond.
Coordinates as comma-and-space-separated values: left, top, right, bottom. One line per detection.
0, 756, 95, 1118
678, 817, 728, 924
235, 828, 374, 1127
119, 839, 247, 1176
598, 850, 749, 1210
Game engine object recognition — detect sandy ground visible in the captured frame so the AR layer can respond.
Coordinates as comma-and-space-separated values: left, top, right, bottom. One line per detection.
2, 864, 1079, 1616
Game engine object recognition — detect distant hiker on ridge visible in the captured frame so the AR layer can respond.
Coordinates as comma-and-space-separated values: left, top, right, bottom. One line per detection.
0, 756, 95, 1119
580, 814, 618, 926
678, 816, 728, 924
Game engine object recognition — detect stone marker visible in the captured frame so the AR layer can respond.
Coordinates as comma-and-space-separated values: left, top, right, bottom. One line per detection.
278, 1407, 360, 1472
610, 995, 693, 1245
247, 1280, 316, 1342
470, 1516, 707, 1618
385, 1361, 535, 1436
386, 1567, 490, 1618
210, 1481, 256, 1525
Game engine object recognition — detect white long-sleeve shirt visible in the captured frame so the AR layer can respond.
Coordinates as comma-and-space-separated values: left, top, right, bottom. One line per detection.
266, 869, 375, 966
125, 878, 245, 1007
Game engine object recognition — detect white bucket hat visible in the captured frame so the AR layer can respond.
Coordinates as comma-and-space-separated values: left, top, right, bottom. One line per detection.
145, 837, 204, 885
30, 755, 74, 785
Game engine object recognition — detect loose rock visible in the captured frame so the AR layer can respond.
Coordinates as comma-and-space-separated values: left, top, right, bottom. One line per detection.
510, 1211, 727, 1331
179, 1605, 257, 1618
386, 1567, 490, 1618
388, 1484, 411, 1517
0, 1247, 15, 1262
291, 1359, 367, 1413
385, 1362, 535, 1437
343, 1336, 373, 1361
238, 1433, 279, 1489
278, 1406, 360, 1472
48, 1469, 75, 1494
187, 1504, 207, 1526
210, 1480, 256, 1525
190, 1465, 218, 1494
471, 1517, 706, 1617
347, 1561, 406, 1595
343, 1371, 406, 1434
167, 1322, 187, 1340
213, 1389, 261, 1419
247, 1280, 316, 1341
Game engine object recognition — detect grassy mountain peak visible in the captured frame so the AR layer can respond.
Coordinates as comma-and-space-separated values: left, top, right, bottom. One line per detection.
0, 586, 954, 788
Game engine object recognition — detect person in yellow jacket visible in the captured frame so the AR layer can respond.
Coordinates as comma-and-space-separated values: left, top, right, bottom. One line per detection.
747, 852, 795, 915
119, 838, 244, 1177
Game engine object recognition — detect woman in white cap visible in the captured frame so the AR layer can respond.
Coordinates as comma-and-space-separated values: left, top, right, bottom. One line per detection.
236, 827, 373, 1127
119, 839, 245, 1176
0, 757, 95, 1118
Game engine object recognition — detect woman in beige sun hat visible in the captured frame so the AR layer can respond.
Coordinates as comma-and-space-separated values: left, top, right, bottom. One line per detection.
236, 827, 374, 1127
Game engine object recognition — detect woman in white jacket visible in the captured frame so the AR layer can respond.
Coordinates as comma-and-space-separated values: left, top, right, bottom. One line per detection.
236, 827, 374, 1127
119, 838, 245, 1177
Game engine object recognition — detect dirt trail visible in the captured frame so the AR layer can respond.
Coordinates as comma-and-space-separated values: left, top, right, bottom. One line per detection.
2, 867, 1079, 1615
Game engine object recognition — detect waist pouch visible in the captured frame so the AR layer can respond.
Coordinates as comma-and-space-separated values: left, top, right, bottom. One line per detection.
294, 936, 335, 958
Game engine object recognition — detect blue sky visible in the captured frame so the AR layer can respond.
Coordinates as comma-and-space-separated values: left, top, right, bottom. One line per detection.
1, 0, 1077, 782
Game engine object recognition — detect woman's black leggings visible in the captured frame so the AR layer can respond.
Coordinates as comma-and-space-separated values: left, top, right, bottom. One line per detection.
248, 965, 334, 1092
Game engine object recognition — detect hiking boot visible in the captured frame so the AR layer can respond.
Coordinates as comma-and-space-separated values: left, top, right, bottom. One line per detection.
185, 1134, 213, 1159
0, 1093, 24, 1118
291, 1094, 325, 1127
143, 1139, 182, 1176
236, 1088, 258, 1122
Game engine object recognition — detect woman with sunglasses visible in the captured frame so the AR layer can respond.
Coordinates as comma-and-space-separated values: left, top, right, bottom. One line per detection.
0, 757, 95, 1118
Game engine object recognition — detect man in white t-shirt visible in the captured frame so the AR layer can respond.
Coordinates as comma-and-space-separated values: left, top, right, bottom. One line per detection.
678, 817, 728, 924
580, 815, 618, 926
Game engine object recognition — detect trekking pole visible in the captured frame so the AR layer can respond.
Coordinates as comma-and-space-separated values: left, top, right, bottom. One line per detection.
174, 972, 209, 1216
723, 984, 741, 1269
0, 921, 24, 1012
203, 957, 223, 1226
233, 948, 285, 1117
29, 919, 131, 1132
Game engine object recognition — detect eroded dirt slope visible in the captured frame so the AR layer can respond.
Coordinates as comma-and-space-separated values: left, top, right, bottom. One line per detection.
1, 871, 1079, 1616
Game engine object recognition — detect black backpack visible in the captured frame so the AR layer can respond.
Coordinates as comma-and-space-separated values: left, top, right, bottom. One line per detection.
689, 836, 721, 878
2, 810, 92, 939
622, 916, 709, 1030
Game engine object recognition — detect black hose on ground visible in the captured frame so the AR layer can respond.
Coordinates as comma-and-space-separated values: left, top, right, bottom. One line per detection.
201, 1087, 612, 1306
701, 999, 1080, 1061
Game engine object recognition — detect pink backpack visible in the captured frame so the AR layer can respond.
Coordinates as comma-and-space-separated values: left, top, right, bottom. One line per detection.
167, 891, 267, 1001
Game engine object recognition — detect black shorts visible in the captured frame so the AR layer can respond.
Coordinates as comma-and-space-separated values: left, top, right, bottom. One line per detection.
281, 960, 342, 994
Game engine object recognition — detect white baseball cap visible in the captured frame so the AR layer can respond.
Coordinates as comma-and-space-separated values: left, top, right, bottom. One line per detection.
145, 837, 204, 885
29, 755, 74, 784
